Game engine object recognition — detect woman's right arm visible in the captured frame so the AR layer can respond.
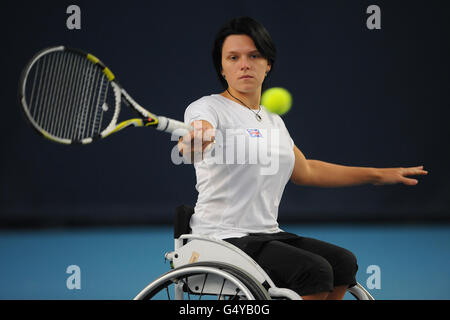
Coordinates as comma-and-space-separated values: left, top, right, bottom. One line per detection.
178, 120, 215, 162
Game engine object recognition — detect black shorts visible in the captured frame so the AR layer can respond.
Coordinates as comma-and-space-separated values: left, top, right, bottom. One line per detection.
224, 232, 358, 296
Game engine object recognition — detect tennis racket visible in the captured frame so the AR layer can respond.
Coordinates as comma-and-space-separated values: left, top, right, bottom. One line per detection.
18, 46, 192, 145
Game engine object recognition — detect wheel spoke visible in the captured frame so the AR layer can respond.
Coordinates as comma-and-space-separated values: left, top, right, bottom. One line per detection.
217, 278, 226, 300
198, 274, 208, 300
166, 286, 170, 300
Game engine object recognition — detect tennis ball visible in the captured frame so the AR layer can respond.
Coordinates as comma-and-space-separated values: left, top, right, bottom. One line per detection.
261, 87, 292, 115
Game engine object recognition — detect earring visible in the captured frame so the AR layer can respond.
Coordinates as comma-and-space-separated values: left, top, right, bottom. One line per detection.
222, 74, 226, 79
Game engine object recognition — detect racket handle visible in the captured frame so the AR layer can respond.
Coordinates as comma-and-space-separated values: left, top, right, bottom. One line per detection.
156, 116, 192, 136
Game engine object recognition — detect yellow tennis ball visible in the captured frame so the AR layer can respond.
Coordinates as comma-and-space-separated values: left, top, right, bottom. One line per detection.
261, 87, 292, 115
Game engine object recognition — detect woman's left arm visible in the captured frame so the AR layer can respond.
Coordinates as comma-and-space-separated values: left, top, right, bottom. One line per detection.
290, 145, 428, 187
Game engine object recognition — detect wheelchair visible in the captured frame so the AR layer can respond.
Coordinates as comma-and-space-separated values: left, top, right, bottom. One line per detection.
134, 205, 374, 300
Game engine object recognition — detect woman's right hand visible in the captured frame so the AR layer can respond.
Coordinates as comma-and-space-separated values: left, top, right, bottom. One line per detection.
178, 120, 215, 163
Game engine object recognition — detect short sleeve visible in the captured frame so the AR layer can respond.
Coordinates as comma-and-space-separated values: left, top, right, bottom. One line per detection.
274, 114, 294, 148
184, 98, 219, 128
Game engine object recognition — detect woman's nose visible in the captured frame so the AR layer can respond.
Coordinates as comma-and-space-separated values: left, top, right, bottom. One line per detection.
239, 56, 250, 69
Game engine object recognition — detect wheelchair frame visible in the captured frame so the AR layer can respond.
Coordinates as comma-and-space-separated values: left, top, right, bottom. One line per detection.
134, 206, 374, 300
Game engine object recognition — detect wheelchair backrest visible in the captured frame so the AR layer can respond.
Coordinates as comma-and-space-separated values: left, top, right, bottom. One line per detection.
174, 205, 195, 239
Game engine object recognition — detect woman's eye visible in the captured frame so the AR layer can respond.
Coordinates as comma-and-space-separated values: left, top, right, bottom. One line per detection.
228, 54, 260, 60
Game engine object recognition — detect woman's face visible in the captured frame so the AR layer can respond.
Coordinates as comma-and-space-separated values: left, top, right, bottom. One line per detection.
221, 34, 271, 94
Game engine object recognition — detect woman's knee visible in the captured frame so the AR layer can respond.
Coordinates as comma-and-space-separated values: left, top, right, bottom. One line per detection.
290, 255, 334, 295
333, 248, 358, 286
338, 249, 358, 274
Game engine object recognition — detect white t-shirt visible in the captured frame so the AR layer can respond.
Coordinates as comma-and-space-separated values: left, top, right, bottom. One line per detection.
184, 94, 295, 239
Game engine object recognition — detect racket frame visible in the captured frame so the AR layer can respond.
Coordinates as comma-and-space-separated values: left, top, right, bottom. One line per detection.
19, 46, 190, 145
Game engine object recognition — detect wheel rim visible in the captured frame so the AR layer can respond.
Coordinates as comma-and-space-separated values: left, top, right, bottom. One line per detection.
134, 266, 256, 300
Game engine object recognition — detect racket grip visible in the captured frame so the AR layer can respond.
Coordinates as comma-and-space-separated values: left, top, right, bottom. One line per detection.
156, 116, 192, 136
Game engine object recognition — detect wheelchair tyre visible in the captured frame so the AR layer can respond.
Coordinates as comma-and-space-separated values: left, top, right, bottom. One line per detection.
134, 261, 271, 300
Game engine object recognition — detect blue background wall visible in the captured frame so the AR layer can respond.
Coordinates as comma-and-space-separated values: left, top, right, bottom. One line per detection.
1, 0, 449, 226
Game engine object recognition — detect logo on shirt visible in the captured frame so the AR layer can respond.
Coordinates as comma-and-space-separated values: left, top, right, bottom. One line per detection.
246, 128, 263, 137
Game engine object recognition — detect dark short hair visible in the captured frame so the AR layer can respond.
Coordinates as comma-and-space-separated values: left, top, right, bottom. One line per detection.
212, 16, 276, 90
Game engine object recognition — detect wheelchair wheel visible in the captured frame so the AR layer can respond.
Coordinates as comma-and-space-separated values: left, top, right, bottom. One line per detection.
134, 261, 271, 300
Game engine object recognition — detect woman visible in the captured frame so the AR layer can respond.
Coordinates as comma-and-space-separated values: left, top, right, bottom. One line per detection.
178, 16, 427, 300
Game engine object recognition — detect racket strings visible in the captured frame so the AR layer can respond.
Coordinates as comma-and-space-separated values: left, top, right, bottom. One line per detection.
25, 50, 114, 142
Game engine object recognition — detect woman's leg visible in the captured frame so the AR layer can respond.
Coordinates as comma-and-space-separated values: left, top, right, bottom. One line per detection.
284, 236, 358, 300
302, 291, 330, 300
254, 240, 335, 298
326, 285, 349, 300
224, 234, 356, 300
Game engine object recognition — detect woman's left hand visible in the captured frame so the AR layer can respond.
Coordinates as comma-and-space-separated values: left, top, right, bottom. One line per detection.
373, 166, 428, 186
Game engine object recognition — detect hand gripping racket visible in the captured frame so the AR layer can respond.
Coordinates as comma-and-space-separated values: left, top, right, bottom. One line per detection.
18, 46, 192, 145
